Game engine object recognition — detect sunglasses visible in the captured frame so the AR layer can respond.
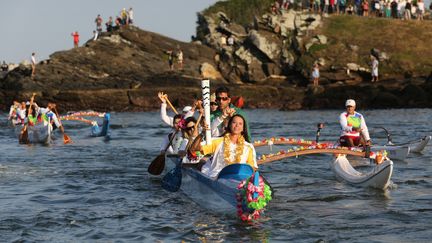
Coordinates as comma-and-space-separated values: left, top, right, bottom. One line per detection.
216, 96, 229, 101
210, 102, 218, 106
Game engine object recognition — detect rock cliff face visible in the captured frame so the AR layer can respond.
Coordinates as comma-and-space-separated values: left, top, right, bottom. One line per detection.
1, 10, 431, 111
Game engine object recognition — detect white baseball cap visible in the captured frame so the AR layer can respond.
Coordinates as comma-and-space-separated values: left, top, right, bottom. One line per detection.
182, 106, 192, 113
345, 99, 356, 107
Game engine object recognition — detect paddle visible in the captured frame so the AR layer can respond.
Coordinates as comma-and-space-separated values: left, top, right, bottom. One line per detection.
19, 93, 36, 144
162, 93, 178, 115
53, 107, 72, 144
148, 129, 180, 175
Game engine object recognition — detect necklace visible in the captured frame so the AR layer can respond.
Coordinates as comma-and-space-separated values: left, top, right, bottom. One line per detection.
223, 133, 245, 165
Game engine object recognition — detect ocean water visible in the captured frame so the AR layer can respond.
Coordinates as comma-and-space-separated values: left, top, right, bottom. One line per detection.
0, 109, 431, 242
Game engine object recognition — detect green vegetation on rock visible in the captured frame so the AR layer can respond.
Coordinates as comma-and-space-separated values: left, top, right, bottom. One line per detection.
203, 0, 274, 26
314, 15, 432, 75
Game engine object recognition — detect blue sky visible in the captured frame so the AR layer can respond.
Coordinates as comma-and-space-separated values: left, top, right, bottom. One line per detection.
0, 0, 218, 63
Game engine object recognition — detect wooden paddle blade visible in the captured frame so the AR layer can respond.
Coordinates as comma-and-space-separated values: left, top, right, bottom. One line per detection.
161, 166, 182, 192
63, 134, 73, 144
148, 154, 166, 175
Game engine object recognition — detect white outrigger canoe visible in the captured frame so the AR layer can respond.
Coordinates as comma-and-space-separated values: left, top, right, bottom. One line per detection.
14, 121, 53, 145
330, 155, 393, 190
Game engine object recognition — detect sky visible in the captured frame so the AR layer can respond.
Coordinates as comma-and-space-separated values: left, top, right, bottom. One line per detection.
0, 0, 219, 63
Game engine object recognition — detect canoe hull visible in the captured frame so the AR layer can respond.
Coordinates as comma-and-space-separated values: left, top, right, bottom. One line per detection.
330, 155, 393, 190
181, 167, 239, 214
15, 123, 52, 145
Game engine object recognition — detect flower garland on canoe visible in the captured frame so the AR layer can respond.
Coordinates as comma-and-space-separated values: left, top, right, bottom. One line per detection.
236, 173, 272, 222
258, 143, 388, 164
253, 137, 318, 147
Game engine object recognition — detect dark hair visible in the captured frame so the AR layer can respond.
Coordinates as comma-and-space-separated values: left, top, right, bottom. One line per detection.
173, 114, 183, 120
185, 116, 197, 125
215, 86, 230, 97
223, 114, 249, 143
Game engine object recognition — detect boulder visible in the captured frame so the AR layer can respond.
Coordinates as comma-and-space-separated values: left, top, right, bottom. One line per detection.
200, 62, 223, 80
248, 30, 281, 61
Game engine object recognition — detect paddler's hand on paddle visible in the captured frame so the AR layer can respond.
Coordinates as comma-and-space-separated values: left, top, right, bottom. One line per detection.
365, 139, 372, 146
158, 92, 166, 103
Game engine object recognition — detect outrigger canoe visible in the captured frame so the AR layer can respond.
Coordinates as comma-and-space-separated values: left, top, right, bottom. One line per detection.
163, 156, 272, 220
330, 155, 393, 190
14, 119, 53, 145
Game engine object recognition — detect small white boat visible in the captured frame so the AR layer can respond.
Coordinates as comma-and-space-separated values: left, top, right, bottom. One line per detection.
372, 145, 409, 161
330, 155, 393, 190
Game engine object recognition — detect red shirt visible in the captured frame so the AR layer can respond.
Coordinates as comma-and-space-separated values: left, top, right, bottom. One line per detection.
72, 33, 79, 43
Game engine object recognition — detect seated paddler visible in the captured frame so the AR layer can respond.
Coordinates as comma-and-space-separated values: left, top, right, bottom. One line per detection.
339, 99, 372, 148
196, 114, 257, 178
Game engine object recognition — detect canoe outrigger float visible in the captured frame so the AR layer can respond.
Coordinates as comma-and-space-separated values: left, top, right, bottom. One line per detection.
389, 135, 431, 154
331, 155, 393, 190
61, 112, 111, 138
256, 142, 393, 190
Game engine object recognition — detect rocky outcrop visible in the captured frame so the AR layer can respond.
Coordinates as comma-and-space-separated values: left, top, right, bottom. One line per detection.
1, 8, 431, 111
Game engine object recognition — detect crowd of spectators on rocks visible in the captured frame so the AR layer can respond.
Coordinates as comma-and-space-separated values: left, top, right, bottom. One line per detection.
92, 7, 134, 41
271, 0, 432, 20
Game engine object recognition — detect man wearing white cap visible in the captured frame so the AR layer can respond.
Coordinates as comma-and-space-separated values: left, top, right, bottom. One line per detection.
339, 99, 371, 147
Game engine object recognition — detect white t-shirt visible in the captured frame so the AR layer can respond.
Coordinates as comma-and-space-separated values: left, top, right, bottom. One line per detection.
31, 55, 36, 65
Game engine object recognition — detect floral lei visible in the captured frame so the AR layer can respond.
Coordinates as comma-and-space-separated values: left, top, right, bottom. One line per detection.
223, 133, 244, 165
236, 174, 272, 222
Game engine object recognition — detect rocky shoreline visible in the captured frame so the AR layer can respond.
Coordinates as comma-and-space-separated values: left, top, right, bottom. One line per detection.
1, 9, 431, 112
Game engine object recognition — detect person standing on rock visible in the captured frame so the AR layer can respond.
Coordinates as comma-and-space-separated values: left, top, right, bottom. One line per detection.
71, 31, 80, 48
128, 7, 134, 25
166, 50, 174, 71
1, 61, 8, 72
371, 55, 379, 82
312, 63, 320, 86
95, 14, 103, 35
177, 48, 184, 70
30, 53, 36, 79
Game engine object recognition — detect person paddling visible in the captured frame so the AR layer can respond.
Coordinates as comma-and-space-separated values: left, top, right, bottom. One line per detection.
339, 99, 371, 148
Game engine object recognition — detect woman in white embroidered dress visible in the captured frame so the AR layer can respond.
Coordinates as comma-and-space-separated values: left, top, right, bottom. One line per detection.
199, 114, 257, 178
